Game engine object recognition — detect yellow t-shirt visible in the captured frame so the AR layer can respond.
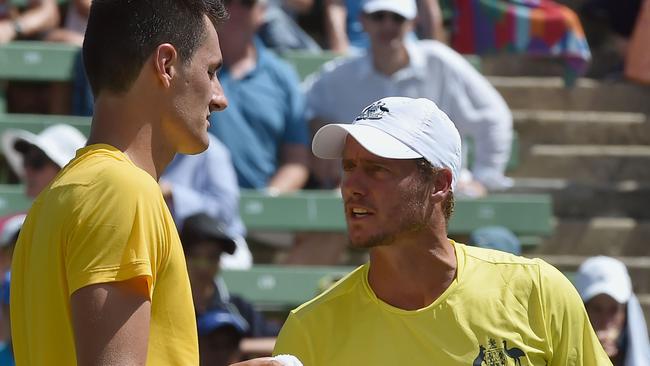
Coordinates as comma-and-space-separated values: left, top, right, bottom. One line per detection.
10, 144, 198, 365
274, 242, 611, 366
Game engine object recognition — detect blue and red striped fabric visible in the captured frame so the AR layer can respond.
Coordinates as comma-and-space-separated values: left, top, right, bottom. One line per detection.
452, 0, 592, 85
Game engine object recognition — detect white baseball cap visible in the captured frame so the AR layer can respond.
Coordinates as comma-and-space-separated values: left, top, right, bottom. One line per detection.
575, 256, 633, 304
312, 97, 462, 189
362, 0, 417, 20
1, 124, 87, 179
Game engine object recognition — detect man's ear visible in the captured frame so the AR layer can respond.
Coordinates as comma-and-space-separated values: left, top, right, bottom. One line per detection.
430, 168, 453, 203
153, 43, 178, 88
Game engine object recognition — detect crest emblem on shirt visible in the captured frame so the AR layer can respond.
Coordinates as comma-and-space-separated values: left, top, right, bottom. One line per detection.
472, 338, 526, 366
355, 101, 389, 121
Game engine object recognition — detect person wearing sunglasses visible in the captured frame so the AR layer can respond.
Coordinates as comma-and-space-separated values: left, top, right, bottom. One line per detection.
1, 124, 86, 199
306, 0, 513, 197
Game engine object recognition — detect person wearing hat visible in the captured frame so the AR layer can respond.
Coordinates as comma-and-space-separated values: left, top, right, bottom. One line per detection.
575, 256, 650, 366
181, 212, 238, 315
307, 0, 513, 195
323, 0, 446, 53
1, 124, 86, 199
181, 213, 280, 340
268, 97, 609, 365
197, 305, 250, 366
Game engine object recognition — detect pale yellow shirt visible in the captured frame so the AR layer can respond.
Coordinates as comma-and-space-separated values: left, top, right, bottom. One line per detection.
10, 144, 198, 365
274, 242, 611, 366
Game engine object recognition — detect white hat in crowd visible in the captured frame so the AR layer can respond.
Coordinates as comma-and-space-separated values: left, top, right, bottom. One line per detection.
312, 97, 462, 189
1, 124, 87, 179
575, 256, 633, 304
362, 0, 418, 20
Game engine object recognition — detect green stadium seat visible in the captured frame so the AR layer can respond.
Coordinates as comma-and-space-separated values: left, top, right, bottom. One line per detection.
0, 114, 91, 136
222, 265, 355, 310
0, 41, 79, 82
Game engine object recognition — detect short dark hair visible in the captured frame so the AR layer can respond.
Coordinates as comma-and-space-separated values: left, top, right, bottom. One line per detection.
83, 0, 228, 97
416, 158, 455, 221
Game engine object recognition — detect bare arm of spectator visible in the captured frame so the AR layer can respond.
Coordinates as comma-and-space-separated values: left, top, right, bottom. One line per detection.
283, 0, 314, 14
0, 0, 60, 44
324, 0, 349, 53
417, 0, 446, 43
268, 144, 310, 193
71, 277, 151, 366
74, 0, 92, 18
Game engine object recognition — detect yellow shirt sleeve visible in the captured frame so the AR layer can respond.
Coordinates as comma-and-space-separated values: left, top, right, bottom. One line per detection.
64, 172, 162, 298
537, 260, 613, 366
273, 312, 315, 365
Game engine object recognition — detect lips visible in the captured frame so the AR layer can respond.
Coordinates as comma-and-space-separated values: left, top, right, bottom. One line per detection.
345, 204, 375, 220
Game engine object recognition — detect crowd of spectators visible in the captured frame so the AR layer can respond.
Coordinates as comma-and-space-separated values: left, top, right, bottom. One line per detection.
0, 0, 649, 365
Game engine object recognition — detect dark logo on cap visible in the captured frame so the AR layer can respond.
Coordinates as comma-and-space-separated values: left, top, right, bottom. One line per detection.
355, 101, 389, 121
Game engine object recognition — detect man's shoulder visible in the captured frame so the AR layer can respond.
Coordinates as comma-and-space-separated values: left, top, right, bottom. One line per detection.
290, 265, 367, 318
460, 244, 568, 290
306, 54, 367, 88
53, 146, 158, 197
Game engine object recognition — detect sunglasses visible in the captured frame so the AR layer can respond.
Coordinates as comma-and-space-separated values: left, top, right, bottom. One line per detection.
367, 11, 407, 24
22, 148, 51, 170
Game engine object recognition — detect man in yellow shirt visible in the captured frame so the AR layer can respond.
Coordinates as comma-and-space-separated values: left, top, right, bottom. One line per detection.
272, 96, 612, 365
9, 0, 230, 365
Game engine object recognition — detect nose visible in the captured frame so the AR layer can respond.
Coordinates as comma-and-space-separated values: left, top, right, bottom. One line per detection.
210, 78, 228, 112
341, 167, 366, 199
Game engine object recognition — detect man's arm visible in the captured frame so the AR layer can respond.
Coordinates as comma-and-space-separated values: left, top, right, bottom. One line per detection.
0, 0, 60, 43
71, 277, 151, 366
323, 0, 349, 53
268, 144, 309, 193
417, 0, 447, 42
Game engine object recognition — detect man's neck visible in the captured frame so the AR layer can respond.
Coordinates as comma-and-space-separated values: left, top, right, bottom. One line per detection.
367, 230, 457, 311
87, 95, 175, 180
371, 43, 410, 77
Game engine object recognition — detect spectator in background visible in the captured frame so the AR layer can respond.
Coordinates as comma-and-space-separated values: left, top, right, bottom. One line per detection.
161, 134, 253, 270
0, 213, 24, 366
469, 225, 521, 256
197, 306, 249, 366
0, 0, 59, 44
259, 0, 321, 54
307, 0, 513, 195
1, 124, 86, 199
209, 0, 309, 194
323, 0, 446, 53
45, 0, 90, 46
575, 256, 650, 366
181, 213, 279, 339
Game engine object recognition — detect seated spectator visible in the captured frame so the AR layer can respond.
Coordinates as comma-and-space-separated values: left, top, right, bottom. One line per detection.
452, 0, 592, 86
209, 0, 310, 194
258, 0, 321, 54
1, 124, 86, 199
0, 0, 59, 44
181, 213, 280, 337
161, 134, 252, 270
323, 0, 446, 53
469, 225, 521, 255
575, 256, 650, 366
197, 306, 249, 366
306, 0, 513, 194
45, 0, 89, 46
0, 213, 24, 366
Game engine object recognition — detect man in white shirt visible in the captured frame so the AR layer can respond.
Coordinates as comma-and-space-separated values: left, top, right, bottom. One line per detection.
306, 0, 513, 195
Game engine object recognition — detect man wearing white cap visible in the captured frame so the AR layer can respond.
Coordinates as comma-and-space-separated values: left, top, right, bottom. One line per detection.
272, 97, 609, 365
575, 256, 650, 366
1, 124, 86, 198
307, 0, 513, 194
